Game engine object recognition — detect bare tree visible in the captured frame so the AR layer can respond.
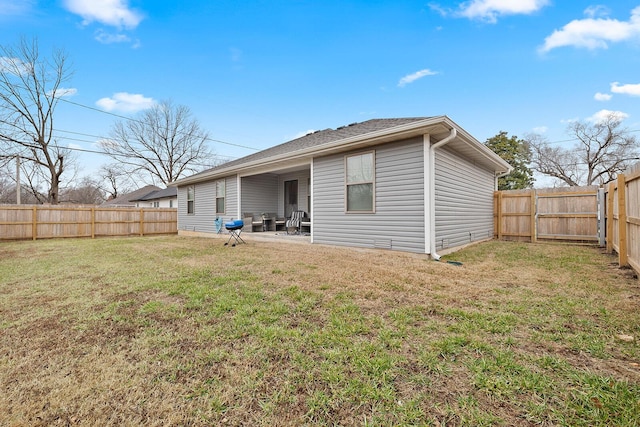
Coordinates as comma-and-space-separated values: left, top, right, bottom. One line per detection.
60, 176, 106, 205
0, 158, 46, 203
0, 37, 73, 204
528, 113, 640, 186
98, 164, 135, 201
99, 101, 216, 186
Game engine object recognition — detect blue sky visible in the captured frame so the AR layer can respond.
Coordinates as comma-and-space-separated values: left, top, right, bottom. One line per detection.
2, 0, 640, 183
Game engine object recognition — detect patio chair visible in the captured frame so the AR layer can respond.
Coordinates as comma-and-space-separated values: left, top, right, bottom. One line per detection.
224, 219, 245, 246
251, 215, 265, 232
275, 217, 286, 231
286, 210, 305, 234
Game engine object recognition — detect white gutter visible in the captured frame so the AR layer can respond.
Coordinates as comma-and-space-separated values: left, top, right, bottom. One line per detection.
428, 127, 457, 261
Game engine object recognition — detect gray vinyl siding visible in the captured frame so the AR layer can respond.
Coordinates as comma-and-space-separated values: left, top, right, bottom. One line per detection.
177, 175, 237, 233
241, 174, 279, 217
313, 137, 425, 253
434, 146, 495, 250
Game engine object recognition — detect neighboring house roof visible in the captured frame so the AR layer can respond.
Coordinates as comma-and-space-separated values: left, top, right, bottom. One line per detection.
101, 185, 162, 207
129, 187, 177, 202
170, 116, 512, 186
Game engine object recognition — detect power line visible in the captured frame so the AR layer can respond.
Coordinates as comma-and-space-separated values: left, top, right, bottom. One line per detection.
44, 136, 236, 167
58, 97, 261, 151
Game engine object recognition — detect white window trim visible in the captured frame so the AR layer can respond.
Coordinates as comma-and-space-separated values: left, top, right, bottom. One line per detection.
344, 150, 376, 213
216, 179, 226, 215
187, 185, 195, 215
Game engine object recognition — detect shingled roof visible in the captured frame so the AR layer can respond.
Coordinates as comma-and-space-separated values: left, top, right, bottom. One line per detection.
183, 118, 429, 181
170, 116, 512, 186
130, 186, 177, 202
101, 185, 161, 207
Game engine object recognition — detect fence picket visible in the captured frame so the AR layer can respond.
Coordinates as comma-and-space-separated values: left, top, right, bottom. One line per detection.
0, 205, 177, 240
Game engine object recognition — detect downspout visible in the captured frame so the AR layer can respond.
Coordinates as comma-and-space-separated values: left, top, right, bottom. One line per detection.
429, 127, 457, 261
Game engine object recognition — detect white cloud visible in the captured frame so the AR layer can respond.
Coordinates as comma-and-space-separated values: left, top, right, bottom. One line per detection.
47, 87, 78, 98
0, 0, 33, 16
0, 56, 30, 75
95, 30, 131, 44
68, 143, 83, 150
594, 92, 612, 101
96, 92, 155, 113
532, 126, 548, 133
587, 109, 629, 123
63, 0, 143, 29
584, 5, 610, 19
398, 69, 438, 87
539, 6, 640, 52
291, 130, 317, 140
611, 81, 640, 96
458, 0, 549, 23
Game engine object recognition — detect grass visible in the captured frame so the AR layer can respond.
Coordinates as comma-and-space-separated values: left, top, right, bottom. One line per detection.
0, 236, 638, 426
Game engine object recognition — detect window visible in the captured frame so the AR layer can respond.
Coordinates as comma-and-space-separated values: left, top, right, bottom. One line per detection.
187, 186, 195, 214
153, 201, 159, 208
216, 180, 225, 214
169, 199, 173, 208
345, 151, 374, 212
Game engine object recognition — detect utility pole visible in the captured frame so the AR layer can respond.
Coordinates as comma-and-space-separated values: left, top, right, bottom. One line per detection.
16, 155, 20, 205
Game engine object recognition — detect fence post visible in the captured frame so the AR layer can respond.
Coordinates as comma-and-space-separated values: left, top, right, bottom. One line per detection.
91, 207, 95, 239
140, 208, 144, 236
606, 181, 614, 253
530, 189, 537, 243
32, 206, 37, 241
497, 191, 503, 240
598, 188, 605, 246
617, 174, 628, 267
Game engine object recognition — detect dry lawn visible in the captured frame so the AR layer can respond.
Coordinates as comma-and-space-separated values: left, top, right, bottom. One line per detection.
0, 235, 638, 426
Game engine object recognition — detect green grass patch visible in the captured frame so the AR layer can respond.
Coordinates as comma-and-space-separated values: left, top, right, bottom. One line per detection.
0, 237, 638, 426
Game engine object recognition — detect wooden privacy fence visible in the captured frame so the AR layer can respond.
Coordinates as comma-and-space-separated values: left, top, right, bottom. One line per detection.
605, 164, 640, 272
494, 186, 601, 244
0, 205, 178, 241
495, 163, 639, 274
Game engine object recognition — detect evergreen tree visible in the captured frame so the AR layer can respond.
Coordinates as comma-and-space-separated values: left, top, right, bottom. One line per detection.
485, 131, 534, 190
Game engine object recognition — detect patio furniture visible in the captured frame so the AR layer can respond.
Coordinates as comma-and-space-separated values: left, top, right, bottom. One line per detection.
251, 215, 265, 232
301, 216, 311, 234
275, 217, 286, 231
286, 210, 305, 234
242, 214, 253, 232
224, 219, 245, 246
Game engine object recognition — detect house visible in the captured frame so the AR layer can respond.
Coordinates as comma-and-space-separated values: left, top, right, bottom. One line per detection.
101, 185, 162, 208
130, 187, 178, 208
169, 116, 512, 257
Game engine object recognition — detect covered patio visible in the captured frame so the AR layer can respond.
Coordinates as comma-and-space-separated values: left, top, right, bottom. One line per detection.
238, 164, 311, 235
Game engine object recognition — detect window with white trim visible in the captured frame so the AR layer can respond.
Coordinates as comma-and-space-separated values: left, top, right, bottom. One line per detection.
216, 180, 225, 214
345, 151, 375, 212
187, 186, 195, 214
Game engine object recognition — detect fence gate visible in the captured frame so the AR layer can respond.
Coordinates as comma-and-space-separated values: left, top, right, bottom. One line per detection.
495, 186, 603, 244
535, 188, 602, 243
